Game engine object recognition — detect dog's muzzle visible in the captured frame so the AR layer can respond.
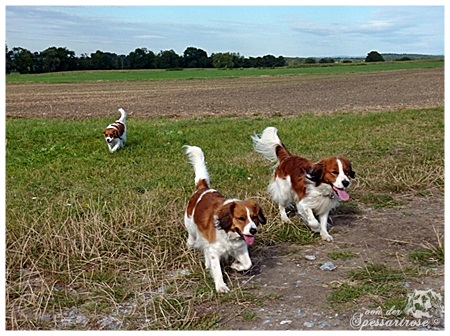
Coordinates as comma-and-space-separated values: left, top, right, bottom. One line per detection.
236, 227, 257, 245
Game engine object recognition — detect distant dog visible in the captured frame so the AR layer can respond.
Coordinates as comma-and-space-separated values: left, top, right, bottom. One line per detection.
251, 127, 355, 242
103, 108, 126, 153
184, 145, 266, 293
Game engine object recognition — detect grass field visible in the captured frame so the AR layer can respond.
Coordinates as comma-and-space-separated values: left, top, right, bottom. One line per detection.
5, 107, 444, 329
5, 59, 444, 84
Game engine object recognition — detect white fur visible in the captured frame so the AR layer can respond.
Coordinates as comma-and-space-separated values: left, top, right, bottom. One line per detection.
335, 158, 350, 189
184, 211, 252, 293
268, 173, 340, 242
184, 145, 210, 185
251, 126, 282, 163
104, 108, 127, 153
184, 145, 255, 293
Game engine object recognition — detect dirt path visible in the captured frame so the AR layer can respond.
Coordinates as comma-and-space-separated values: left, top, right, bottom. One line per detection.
6, 68, 444, 120
219, 194, 444, 330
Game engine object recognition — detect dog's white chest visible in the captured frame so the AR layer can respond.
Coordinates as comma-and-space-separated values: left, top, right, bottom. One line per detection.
304, 184, 340, 215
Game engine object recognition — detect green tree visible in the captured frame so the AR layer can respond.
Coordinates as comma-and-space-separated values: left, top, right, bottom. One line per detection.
77, 53, 92, 70
211, 52, 234, 68
10, 47, 34, 74
39, 47, 76, 72
231, 53, 246, 68
304, 57, 316, 64
183, 47, 211, 68
157, 49, 181, 68
365, 51, 385, 62
319, 57, 335, 64
126, 48, 156, 69
6, 44, 14, 74
90, 50, 117, 70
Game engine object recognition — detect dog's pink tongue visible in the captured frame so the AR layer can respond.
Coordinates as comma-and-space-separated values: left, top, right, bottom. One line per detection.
244, 235, 255, 245
336, 189, 350, 201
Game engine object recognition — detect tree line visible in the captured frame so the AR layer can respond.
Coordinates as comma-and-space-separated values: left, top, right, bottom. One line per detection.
5, 45, 287, 74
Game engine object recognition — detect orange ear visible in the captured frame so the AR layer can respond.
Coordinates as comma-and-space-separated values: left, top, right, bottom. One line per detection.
245, 200, 267, 225
217, 202, 234, 231
104, 129, 113, 137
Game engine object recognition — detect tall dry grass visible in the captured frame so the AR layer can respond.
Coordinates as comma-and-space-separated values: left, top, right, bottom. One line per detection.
5, 108, 444, 329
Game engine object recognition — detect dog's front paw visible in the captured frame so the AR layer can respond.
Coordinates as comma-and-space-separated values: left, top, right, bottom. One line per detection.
231, 260, 251, 272
321, 232, 334, 242
216, 283, 230, 293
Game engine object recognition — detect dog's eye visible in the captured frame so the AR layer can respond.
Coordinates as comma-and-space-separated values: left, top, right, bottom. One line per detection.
237, 217, 245, 222
332, 171, 339, 175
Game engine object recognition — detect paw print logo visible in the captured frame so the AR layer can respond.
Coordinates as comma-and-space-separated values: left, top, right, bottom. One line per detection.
404, 289, 443, 319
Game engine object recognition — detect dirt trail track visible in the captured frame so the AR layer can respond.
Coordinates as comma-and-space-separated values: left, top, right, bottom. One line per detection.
220, 195, 444, 330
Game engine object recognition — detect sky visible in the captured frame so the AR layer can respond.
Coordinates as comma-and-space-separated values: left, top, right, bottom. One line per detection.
4, 2, 446, 58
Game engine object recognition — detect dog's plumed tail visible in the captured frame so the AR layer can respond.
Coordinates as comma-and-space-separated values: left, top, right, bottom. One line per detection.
252, 126, 291, 163
118, 108, 126, 123
184, 145, 210, 187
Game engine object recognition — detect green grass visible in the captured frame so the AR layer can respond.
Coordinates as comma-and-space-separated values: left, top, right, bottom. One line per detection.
408, 226, 444, 266
5, 59, 443, 83
328, 250, 358, 261
328, 263, 410, 313
5, 107, 444, 329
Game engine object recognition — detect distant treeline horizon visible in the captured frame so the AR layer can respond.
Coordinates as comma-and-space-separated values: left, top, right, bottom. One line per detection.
5, 43, 443, 75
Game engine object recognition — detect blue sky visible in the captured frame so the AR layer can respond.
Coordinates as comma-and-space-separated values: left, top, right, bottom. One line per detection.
4, 3, 445, 58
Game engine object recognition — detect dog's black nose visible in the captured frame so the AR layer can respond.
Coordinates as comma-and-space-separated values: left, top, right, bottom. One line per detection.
250, 227, 257, 235
343, 180, 350, 188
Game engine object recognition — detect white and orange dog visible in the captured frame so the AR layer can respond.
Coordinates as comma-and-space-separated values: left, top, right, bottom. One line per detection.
103, 108, 127, 153
184, 145, 266, 293
252, 127, 355, 242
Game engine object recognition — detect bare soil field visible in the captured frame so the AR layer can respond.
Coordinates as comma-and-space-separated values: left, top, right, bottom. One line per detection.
5, 68, 445, 330
6, 68, 444, 120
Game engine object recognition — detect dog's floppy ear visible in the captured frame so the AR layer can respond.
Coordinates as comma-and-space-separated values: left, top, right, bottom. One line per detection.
349, 164, 356, 179
256, 205, 267, 225
217, 202, 235, 231
307, 162, 324, 184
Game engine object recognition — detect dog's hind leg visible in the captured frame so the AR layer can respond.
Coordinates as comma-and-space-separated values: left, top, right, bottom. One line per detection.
203, 248, 211, 269
279, 205, 292, 223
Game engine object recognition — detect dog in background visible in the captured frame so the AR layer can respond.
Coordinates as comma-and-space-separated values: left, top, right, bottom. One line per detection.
251, 126, 355, 242
103, 108, 127, 153
184, 145, 266, 293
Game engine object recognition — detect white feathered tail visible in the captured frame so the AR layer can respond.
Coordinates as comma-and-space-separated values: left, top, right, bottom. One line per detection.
251, 126, 283, 163
117, 108, 126, 123
184, 145, 210, 185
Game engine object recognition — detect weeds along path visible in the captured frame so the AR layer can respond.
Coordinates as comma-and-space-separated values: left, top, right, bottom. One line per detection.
5, 68, 444, 119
